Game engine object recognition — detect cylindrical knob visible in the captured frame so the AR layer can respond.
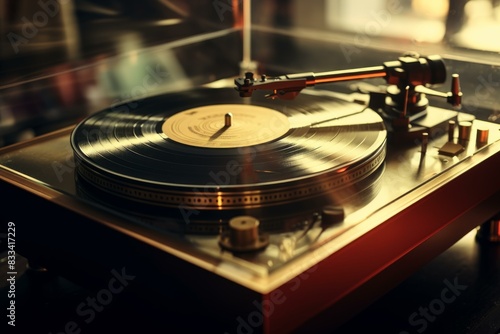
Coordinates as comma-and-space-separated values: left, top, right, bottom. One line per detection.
321, 205, 345, 226
421, 132, 429, 155
458, 121, 472, 141
229, 216, 260, 247
448, 120, 456, 142
476, 128, 489, 147
219, 216, 269, 252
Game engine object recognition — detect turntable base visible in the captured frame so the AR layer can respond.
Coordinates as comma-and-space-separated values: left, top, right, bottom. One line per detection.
1, 84, 500, 333
2, 230, 499, 334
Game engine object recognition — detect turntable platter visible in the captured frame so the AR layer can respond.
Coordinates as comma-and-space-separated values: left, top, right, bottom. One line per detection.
70, 88, 386, 215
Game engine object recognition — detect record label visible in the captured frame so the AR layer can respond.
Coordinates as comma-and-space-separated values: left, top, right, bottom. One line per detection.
162, 104, 290, 148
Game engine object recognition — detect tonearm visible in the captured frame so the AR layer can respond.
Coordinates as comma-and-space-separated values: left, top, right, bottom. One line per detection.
234, 52, 462, 133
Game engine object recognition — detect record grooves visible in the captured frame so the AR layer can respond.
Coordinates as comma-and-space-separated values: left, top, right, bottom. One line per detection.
71, 87, 387, 230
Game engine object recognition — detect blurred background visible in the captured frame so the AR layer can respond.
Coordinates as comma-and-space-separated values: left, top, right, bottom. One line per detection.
1, 0, 500, 147
1, 2, 500, 333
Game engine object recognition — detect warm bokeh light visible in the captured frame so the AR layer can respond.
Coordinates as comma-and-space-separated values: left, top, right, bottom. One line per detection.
412, 0, 449, 19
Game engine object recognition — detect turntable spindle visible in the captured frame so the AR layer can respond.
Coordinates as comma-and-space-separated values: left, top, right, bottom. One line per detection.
225, 112, 233, 127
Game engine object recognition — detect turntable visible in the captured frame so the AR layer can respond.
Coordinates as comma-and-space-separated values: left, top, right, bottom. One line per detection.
1, 4, 500, 333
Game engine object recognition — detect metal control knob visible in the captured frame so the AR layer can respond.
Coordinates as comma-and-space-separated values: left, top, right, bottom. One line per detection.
448, 120, 456, 141
476, 128, 489, 148
219, 216, 269, 252
458, 121, 472, 141
321, 205, 345, 227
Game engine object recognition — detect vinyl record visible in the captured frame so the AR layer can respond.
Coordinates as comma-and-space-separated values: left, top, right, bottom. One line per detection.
71, 87, 386, 219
